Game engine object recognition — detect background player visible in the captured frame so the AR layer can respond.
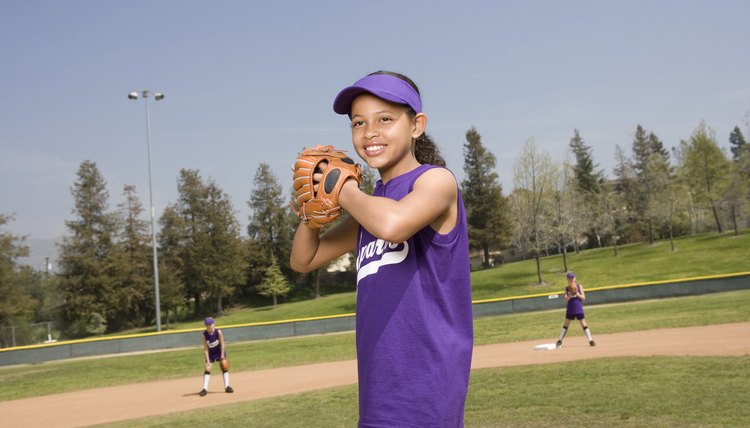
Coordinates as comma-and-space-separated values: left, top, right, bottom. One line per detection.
199, 317, 233, 396
557, 272, 596, 348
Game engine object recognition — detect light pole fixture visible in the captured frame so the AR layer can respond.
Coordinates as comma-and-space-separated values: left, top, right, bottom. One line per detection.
128, 89, 164, 332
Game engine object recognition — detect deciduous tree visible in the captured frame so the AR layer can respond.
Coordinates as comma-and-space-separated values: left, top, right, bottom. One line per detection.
510, 139, 555, 284
677, 122, 730, 233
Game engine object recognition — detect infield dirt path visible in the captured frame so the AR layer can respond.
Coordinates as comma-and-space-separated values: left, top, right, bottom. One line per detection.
2, 322, 749, 427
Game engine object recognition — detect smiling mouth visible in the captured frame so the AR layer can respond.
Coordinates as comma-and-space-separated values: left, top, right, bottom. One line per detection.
365, 145, 386, 154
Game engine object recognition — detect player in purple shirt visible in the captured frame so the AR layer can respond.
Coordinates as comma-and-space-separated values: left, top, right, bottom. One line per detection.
291, 71, 474, 427
556, 272, 596, 348
199, 317, 234, 396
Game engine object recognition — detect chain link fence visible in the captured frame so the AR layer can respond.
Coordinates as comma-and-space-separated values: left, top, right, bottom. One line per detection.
1, 322, 57, 348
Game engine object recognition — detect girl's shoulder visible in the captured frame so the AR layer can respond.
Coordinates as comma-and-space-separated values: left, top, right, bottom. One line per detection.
413, 166, 458, 190
412, 168, 459, 209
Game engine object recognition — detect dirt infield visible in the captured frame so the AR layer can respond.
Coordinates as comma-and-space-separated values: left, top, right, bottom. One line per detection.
2, 322, 749, 427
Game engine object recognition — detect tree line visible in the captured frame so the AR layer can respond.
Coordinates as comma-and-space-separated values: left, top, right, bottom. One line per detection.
503, 121, 749, 284
1, 119, 748, 341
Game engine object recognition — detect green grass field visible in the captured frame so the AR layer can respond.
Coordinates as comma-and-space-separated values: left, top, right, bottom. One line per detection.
3, 289, 749, 403
102, 356, 750, 428
3, 231, 749, 427
119, 230, 750, 333
469, 229, 750, 301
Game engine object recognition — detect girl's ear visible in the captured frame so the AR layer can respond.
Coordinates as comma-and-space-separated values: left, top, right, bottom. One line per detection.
412, 113, 427, 139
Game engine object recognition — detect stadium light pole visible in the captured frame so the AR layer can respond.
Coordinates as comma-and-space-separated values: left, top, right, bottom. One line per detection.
128, 90, 164, 332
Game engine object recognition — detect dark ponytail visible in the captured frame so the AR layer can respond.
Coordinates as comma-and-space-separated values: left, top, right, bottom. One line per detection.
369, 70, 446, 167
415, 133, 445, 167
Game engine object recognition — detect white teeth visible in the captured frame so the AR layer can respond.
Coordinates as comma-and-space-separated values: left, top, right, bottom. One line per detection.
365, 145, 385, 152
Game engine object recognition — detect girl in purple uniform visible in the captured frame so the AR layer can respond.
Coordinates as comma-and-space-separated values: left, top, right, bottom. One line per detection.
199, 317, 233, 396
556, 272, 596, 348
290, 71, 473, 427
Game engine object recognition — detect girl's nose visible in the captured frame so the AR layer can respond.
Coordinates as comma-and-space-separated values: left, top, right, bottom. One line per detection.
363, 124, 379, 139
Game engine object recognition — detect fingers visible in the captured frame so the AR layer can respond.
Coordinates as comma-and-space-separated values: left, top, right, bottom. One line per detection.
293, 160, 329, 194
312, 161, 328, 192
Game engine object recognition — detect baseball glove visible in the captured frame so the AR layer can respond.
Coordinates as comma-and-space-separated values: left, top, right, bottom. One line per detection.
567, 284, 578, 296
291, 145, 362, 229
220, 358, 230, 371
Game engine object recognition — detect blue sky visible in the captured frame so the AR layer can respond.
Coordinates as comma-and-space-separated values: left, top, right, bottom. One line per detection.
2, 1, 749, 251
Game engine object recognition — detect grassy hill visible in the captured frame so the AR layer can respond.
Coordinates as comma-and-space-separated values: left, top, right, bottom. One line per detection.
157, 229, 749, 332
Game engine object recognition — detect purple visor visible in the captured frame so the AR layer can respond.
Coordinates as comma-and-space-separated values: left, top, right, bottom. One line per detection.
566, 272, 576, 279
204, 317, 215, 325
333, 74, 422, 116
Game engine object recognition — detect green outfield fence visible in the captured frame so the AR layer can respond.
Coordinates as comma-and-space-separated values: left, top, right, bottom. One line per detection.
1, 272, 748, 367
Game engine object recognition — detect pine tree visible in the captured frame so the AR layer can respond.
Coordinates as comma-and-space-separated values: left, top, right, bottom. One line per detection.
729, 126, 747, 161
630, 126, 670, 244
167, 169, 246, 315
568, 129, 603, 193
631, 125, 650, 176
202, 180, 246, 313
57, 160, 119, 337
0, 214, 37, 338
647, 132, 670, 159
247, 163, 292, 289
157, 206, 186, 328
461, 127, 512, 268
568, 128, 608, 248
110, 185, 153, 329
173, 169, 208, 315
643, 132, 671, 244
644, 152, 680, 250
612, 145, 640, 242
256, 257, 291, 307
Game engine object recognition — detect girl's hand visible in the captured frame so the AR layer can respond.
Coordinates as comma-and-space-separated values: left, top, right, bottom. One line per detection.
312, 161, 328, 193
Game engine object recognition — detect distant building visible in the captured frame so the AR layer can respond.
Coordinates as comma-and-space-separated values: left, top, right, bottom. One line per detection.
469, 247, 529, 270
327, 253, 351, 272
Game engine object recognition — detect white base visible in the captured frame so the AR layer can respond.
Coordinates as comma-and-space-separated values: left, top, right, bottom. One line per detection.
534, 343, 558, 351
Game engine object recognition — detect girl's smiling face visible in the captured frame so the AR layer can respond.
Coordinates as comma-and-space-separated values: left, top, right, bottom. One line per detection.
349, 93, 426, 182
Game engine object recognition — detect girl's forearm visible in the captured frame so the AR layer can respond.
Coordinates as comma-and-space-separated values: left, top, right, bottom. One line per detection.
290, 223, 322, 271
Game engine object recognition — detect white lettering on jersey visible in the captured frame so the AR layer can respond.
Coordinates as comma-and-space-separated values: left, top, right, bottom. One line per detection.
356, 240, 409, 285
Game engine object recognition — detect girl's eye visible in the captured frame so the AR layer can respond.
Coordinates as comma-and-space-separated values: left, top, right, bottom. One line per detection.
380, 116, 392, 123
351, 120, 364, 128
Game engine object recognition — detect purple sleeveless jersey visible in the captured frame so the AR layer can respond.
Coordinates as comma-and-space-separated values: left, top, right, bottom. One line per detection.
355, 164, 474, 427
566, 284, 585, 318
203, 329, 224, 362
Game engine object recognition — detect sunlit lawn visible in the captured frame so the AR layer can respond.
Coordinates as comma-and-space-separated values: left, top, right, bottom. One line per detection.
108, 230, 750, 335
3, 289, 749, 402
